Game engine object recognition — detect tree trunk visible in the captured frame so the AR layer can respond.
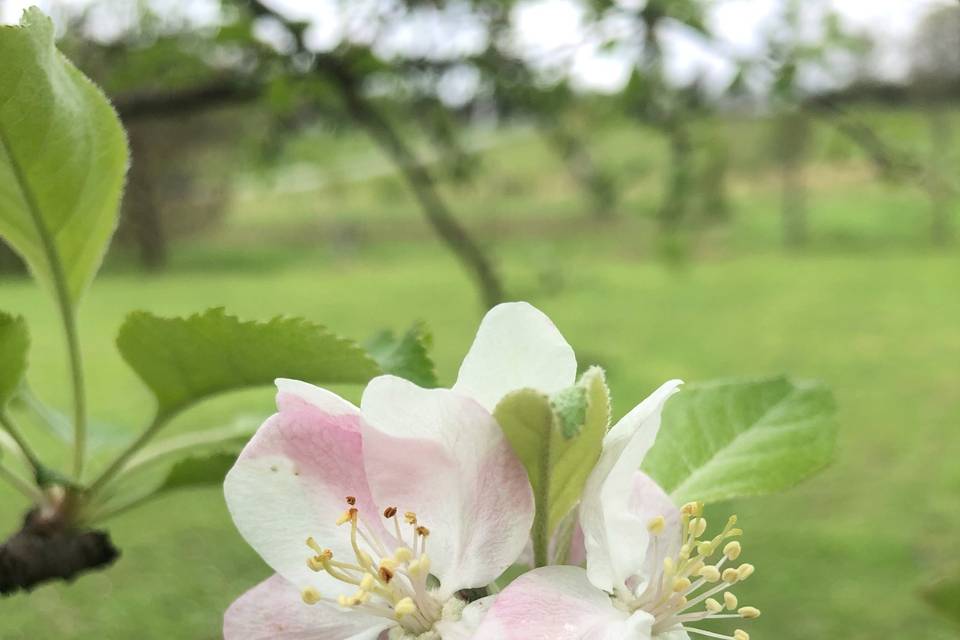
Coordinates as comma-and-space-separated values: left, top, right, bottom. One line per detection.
777, 110, 810, 248
539, 122, 617, 221
927, 107, 955, 245
317, 57, 504, 310
125, 128, 168, 270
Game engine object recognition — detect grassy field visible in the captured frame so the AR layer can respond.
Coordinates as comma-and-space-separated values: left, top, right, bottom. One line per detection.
1, 112, 959, 639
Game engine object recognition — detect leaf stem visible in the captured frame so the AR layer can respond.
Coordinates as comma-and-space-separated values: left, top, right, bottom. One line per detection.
86, 413, 168, 497
0, 411, 42, 473
0, 130, 87, 480
0, 456, 44, 503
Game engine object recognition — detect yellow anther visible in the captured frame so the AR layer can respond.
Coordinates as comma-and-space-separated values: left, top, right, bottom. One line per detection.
733, 630, 750, 640
380, 557, 399, 571
663, 557, 675, 575
409, 553, 431, 576
306, 537, 324, 554
696, 541, 715, 556
394, 597, 417, 617
337, 594, 351, 607
724, 541, 742, 560
692, 518, 708, 537
404, 512, 418, 525
673, 577, 692, 592
301, 587, 322, 605
698, 566, 721, 582
360, 573, 375, 591
705, 598, 723, 613
336, 509, 354, 526
687, 559, 705, 575
307, 556, 324, 572
647, 515, 666, 535
724, 591, 739, 610
737, 564, 755, 580
722, 568, 740, 583
681, 501, 704, 517
739, 606, 761, 619
394, 547, 413, 563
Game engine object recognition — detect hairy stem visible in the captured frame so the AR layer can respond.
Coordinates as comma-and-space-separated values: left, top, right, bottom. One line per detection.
0, 412, 42, 475
0, 460, 43, 503
86, 414, 166, 497
0, 130, 87, 480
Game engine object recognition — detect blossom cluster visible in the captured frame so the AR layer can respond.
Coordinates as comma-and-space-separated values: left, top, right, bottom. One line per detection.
222, 303, 759, 640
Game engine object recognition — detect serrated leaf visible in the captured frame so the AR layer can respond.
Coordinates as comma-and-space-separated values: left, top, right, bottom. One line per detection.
494, 367, 610, 566
642, 376, 837, 504
116, 308, 380, 421
0, 312, 28, 407
925, 574, 960, 626
0, 9, 127, 304
158, 452, 237, 493
365, 322, 438, 388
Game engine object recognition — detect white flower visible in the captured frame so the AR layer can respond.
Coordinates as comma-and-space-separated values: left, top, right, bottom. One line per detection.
222, 376, 535, 639
472, 382, 761, 640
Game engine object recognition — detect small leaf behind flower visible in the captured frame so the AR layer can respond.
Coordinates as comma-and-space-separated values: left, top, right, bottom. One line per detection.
116, 308, 381, 421
642, 376, 837, 505
495, 367, 610, 566
365, 322, 438, 388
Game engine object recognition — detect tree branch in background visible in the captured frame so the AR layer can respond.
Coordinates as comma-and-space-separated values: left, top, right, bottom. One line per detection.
538, 121, 618, 221
315, 54, 504, 308
113, 80, 262, 121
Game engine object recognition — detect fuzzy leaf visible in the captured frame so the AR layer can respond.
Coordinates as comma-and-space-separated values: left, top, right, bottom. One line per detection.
366, 322, 438, 388
116, 308, 380, 420
0, 8, 127, 304
494, 367, 610, 565
642, 376, 837, 504
0, 312, 28, 407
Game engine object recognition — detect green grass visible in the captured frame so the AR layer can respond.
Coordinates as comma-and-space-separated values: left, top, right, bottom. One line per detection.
1, 109, 959, 638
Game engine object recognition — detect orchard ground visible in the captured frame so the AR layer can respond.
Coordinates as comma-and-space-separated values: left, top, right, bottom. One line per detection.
1, 111, 958, 639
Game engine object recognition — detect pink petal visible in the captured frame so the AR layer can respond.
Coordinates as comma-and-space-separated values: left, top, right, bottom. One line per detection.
276, 378, 362, 417
360, 375, 535, 597
224, 387, 391, 594
580, 380, 682, 595
224, 574, 389, 640
453, 302, 577, 411
472, 566, 654, 640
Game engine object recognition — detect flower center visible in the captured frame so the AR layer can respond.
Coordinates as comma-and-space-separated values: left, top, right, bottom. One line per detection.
299, 497, 445, 635
624, 501, 761, 640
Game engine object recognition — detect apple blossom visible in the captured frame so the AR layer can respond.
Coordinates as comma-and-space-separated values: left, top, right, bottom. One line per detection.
473, 380, 761, 640
222, 375, 534, 639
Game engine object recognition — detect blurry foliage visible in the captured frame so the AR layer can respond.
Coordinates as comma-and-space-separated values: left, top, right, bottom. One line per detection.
6, 0, 955, 280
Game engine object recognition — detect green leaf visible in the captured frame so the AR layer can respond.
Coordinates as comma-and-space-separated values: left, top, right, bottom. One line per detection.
494, 367, 610, 566
157, 452, 237, 493
0, 312, 28, 407
0, 8, 127, 304
116, 308, 380, 420
365, 322, 438, 388
642, 376, 837, 504
925, 574, 960, 626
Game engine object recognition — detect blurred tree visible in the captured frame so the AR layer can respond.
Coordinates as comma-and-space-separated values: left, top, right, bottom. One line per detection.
910, 4, 960, 244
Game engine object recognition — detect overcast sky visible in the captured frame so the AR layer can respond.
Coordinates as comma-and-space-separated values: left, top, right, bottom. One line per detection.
2, 0, 954, 94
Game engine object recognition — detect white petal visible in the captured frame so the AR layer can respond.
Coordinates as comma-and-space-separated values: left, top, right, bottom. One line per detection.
434, 596, 495, 640
655, 626, 691, 640
275, 378, 360, 416
225, 390, 391, 594
453, 302, 577, 410
472, 565, 654, 640
360, 375, 535, 597
580, 380, 682, 594
224, 574, 390, 640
